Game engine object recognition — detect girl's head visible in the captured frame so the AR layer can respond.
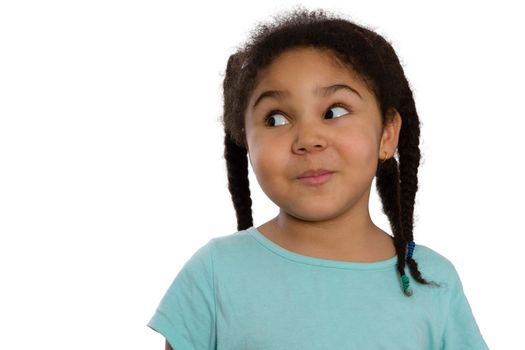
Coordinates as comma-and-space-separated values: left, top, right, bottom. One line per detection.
243, 46, 401, 223
221, 7, 438, 296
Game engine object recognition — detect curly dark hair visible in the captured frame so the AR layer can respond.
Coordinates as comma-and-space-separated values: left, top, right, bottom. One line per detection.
221, 6, 439, 296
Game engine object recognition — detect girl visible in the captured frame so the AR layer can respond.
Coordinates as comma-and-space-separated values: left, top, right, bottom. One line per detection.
148, 7, 489, 349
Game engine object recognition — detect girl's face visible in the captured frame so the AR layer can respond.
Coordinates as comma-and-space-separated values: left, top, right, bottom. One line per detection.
244, 47, 401, 222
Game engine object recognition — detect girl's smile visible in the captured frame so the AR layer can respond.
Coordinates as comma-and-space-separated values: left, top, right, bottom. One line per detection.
296, 171, 334, 186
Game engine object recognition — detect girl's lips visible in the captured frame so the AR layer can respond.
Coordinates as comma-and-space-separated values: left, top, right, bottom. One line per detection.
297, 172, 333, 186
297, 169, 333, 178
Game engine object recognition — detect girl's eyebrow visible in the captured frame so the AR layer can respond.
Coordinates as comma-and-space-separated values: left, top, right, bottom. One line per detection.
251, 83, 362, 110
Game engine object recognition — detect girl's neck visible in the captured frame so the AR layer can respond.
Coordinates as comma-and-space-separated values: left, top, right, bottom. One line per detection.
256, 214, 396, 263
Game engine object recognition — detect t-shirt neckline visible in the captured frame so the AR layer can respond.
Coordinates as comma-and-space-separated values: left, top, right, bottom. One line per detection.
246, 226, 399, 270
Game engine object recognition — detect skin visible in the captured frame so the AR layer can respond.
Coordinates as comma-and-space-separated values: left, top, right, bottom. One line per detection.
244, 47, 402, 262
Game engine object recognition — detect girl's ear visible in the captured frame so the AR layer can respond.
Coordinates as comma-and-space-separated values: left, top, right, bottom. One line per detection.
379, 108, 402, 157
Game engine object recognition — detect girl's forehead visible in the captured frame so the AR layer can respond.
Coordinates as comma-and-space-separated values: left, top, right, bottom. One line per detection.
254, 48, 365, 88
252, 54, 370, 101
261, 47, 347, 72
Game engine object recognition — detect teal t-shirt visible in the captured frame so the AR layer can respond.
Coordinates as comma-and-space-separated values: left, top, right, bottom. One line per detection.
148, 226, 489, 349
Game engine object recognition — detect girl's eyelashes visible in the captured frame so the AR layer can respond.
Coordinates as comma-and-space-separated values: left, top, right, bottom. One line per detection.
263, 103, 352, 127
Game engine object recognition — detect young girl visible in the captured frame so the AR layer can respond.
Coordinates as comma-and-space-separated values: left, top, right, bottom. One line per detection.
148, 7, 489, 349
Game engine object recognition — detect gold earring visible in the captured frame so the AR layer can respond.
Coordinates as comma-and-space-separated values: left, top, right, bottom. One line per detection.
380, 151, 389, 163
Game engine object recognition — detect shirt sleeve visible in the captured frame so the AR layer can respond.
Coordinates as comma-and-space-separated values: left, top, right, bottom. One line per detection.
147, 240, 217, 350
441, 263, 489, 350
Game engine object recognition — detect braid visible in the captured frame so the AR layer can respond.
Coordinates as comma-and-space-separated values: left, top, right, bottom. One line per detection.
224, 132, 253, 231
365, 23, 440, 294
397, 88, 440, 289
222, 50, 254, 231
376, 90, 440, 296
376, 156, 411, 294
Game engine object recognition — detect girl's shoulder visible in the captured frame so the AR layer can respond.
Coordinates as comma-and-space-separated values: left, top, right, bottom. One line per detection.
182, 228, 255, 267
206, 227, 262, 261
412, 243, 454, 267
411, 243, 463, 290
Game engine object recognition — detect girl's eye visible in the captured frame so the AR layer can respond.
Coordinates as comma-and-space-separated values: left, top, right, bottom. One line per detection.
264, 111, 288, 127
325, 104, 351, 119
264, 104, 351, 127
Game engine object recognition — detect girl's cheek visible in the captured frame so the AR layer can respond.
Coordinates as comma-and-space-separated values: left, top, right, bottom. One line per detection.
337, 127, 378, 157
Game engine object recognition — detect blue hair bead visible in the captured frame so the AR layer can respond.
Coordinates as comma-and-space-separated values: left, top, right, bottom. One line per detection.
407, 241, 415, 259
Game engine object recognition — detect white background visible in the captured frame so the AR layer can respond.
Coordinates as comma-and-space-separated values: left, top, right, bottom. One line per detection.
1, 1, 522, 349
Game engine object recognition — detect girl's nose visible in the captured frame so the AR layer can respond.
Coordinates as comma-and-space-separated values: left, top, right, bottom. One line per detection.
292, 119, 328, 154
